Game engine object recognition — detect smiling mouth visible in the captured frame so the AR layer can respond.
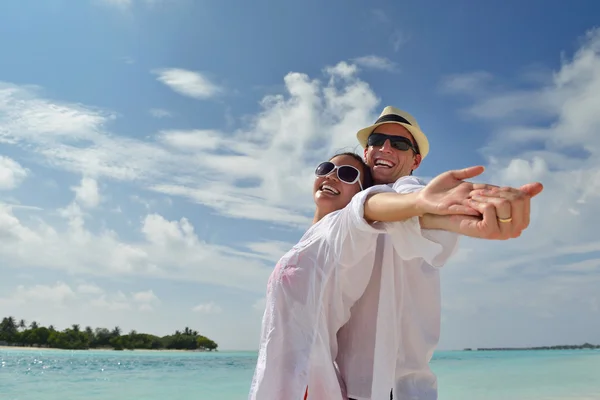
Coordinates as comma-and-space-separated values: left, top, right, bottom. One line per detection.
319, 183, 340, 195
374, 159, 395, 168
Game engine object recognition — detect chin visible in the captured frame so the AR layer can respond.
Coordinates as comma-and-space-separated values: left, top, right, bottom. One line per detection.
314, 196, 343, 210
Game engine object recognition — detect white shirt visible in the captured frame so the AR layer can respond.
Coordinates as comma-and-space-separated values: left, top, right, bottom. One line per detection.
249, 185, 404, 400
336, 176, 460, 400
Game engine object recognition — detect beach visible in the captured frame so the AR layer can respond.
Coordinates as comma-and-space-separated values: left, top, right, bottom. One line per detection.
0, 345, 200, 352
2, 347, 600, 399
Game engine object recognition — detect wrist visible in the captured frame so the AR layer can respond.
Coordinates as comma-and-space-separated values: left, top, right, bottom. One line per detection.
413, 190, 428, 217
420, 214, 456, 231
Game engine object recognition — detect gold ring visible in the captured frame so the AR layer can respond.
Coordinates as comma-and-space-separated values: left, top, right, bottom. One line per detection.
498, 217, 512, 223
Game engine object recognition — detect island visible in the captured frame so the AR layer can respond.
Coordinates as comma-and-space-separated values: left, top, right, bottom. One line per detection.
0, 316, 218, 351
465, 343, 599, 351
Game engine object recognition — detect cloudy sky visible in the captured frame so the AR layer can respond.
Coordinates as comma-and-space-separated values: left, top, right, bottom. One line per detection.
1, 0, 599, 351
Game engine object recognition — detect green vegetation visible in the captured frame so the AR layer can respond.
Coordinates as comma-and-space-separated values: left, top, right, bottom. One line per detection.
473, 343, 600, 351
0, 316, 218, 351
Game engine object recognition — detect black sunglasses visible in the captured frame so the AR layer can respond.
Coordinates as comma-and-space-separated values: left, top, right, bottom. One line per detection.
367, 132, 419, 153
315, 161, 363, 190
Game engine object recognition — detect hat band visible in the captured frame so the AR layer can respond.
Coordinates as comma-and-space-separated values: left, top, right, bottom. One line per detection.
374, 114, 412, 126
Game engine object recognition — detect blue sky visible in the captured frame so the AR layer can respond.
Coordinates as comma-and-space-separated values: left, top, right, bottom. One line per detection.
1, 0, 599, 351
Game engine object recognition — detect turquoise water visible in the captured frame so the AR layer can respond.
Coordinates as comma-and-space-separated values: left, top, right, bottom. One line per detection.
1, 348, 599, 399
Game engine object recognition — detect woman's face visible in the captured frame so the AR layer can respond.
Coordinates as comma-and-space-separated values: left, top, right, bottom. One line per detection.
313, 154, 365, 214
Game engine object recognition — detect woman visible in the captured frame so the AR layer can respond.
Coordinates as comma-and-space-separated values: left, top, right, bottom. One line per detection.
248, 151, 390, 399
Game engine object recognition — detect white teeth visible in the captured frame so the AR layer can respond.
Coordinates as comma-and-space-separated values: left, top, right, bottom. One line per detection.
375, 159, 394, 168
321, 184, 340, 195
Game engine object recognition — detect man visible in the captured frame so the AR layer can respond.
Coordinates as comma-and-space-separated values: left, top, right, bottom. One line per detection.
335, 106, 543, 400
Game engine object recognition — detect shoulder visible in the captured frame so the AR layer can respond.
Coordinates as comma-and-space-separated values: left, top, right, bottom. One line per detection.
392, 175, 427, 193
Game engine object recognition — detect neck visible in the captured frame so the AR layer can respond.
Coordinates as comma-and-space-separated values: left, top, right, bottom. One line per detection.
312, 206, 333, 224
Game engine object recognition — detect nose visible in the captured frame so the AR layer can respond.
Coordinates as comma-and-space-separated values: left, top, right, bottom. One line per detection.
379, 139, 394, 153
325, 170, 339, 181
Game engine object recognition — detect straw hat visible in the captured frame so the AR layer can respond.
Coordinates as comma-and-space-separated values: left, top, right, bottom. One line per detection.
356, 106, 430, 159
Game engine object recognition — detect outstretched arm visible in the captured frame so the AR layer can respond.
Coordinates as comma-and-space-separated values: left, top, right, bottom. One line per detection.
363, 166, 543, 241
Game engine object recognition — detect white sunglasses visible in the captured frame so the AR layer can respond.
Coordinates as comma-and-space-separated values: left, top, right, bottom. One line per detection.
314, 161, 363, 190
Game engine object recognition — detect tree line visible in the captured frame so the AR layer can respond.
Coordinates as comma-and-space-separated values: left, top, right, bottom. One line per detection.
0, 316, 218, 351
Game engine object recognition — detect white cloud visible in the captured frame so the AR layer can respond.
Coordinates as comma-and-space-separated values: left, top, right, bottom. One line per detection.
132, 289, 159, 303
0, 156, 28, 190
97, 0, 169, 9
132, 289, 160, 311
390, 30, 409, 52
0, 61, 380, 227
0, 202, 272, 292
157, 129, 222, 151
192, 301, 222, 314
89, 291, 131, 310
244, 240, 295, 263
149, 108, 172, 118
0, 280, 162, 314
440, 71, 493, 96
435, 28, 600, 348
72, 177, 101, 208
76, 283, 104, 295
98, 0, 132, 8
353, 55, 398, 72
153, 68, 222, 99
8, 282, 76, 305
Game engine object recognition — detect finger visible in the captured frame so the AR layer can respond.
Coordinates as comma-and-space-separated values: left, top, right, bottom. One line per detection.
471, 195, 512, 238
522, 191, 531, 229
508, 191, 525, 237
519, 182, 544, 198
471, 190, 530, 237
470, 195, 512, 219
471, 183, 500, 191
450, 166, 485, 181
447, 203, 482, 216
468, 200, 501, 239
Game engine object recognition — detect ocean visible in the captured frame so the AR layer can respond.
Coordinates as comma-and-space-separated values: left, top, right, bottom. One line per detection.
1, 348, 599, 399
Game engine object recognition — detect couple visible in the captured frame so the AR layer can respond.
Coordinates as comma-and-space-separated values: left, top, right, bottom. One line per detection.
249, 106, 543, 400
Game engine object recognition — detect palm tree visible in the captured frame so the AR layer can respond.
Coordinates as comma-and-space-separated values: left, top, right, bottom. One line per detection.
18, 319, 26, 330
30, 321, 39, 329
111, 326, 121, 337
71, 324, 80, 333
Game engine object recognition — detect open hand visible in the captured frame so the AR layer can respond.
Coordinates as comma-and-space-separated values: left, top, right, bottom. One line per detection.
416, 166, 488, 217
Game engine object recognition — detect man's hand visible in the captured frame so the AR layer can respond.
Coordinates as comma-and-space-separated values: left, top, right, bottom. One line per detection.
416, 165, 544, 240
463, 182, 544, 239
424, 182, 544, 240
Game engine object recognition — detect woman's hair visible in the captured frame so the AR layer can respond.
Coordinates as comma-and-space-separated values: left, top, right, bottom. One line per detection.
328, 151, 373, 190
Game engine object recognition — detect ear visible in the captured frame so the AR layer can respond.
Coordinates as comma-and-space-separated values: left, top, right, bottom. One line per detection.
363, 147, 368, 161
412, 153, 422, 170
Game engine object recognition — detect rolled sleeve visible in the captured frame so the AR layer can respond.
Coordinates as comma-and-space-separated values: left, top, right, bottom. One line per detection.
344, 184, 397, 233
323, 185, 395, 267
387, 176, 460, 267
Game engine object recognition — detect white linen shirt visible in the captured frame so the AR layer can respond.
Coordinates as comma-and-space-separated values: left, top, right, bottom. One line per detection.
335, 176, 460, 400
248, 184, 428, 400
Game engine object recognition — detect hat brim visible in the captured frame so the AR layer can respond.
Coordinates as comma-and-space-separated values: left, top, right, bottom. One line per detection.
357, 121, 430, 159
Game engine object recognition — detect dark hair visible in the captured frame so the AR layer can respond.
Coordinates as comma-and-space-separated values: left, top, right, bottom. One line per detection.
328, 151, 373, 189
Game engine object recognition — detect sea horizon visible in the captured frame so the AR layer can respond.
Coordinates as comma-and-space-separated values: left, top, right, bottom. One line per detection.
2, 347, 600, 400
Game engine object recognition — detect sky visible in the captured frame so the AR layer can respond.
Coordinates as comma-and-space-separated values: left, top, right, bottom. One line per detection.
0, 0, 599, 351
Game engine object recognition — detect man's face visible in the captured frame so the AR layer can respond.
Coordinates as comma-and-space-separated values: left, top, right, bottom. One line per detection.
363, 123, 422, 184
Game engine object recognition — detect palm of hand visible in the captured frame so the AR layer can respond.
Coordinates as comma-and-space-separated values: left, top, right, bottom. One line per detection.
418, 175, 479, 216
